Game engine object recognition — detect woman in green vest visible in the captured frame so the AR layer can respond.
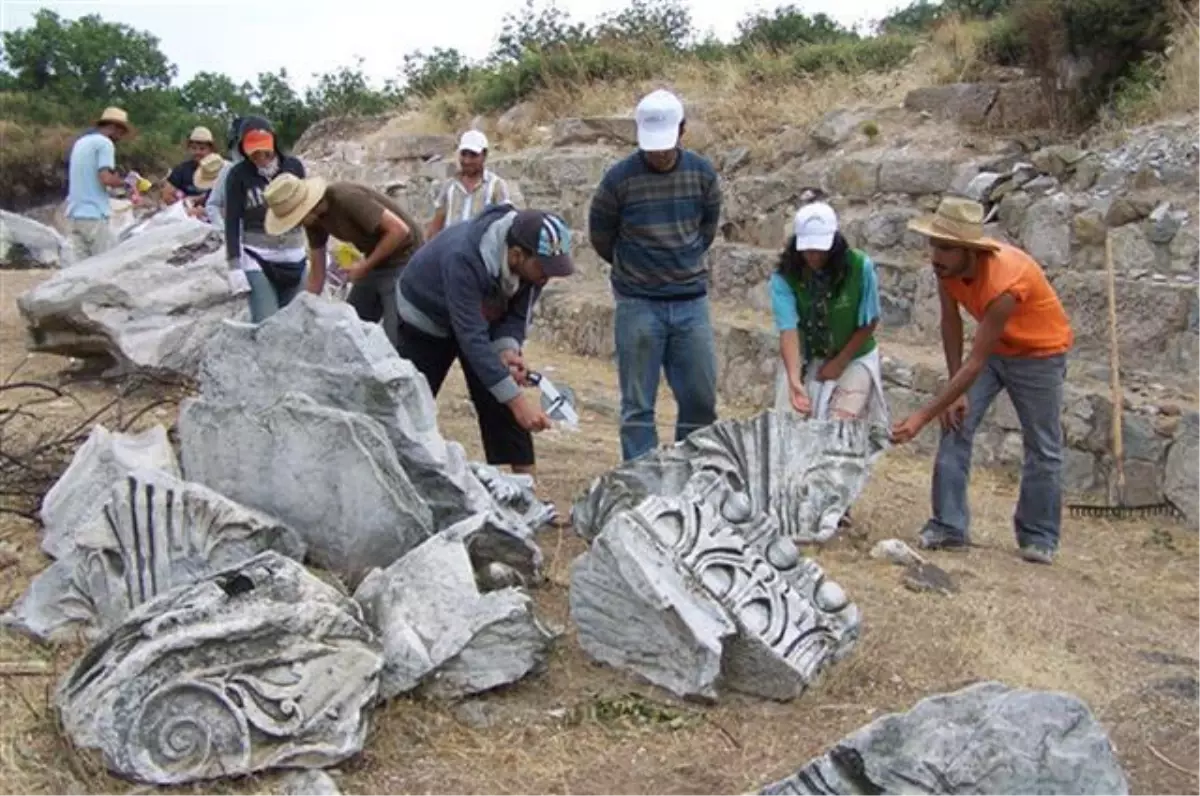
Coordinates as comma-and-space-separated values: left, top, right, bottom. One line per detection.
770, 201, 888, 426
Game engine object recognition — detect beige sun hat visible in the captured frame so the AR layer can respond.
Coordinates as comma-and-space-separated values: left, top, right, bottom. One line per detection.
95, 106, 131, 131
263, 173, 328, 235
188, 126, 215, 145
193, 153, 228, 191
907, 196, 1000, 251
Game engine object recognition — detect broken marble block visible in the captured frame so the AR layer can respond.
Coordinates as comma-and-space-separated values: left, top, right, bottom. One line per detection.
193, 294, 493, 527
57, 551, 383, 786
40, 424, 179, 559
573, 412, 887, 546
17, 221, 243, 376
179, 392, 433, 586
759, 681, 1129, 795
570, 495, 859, 702
470, 462, 556, 530
4, 468, 305, 642
439, 510, 545, 589
354, 532, 556, 701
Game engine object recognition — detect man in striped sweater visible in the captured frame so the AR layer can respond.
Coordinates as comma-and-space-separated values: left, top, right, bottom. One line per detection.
588, 89, 723, 461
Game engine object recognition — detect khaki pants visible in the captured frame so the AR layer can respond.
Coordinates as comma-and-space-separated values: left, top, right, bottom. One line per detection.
67, 218, 116, 261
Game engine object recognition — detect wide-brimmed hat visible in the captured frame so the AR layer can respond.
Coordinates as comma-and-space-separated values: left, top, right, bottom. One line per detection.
188, 126, 215, 145
95, 106, 131, 132
263, 173, 328, 235
907, 196, 1000, 251
193, 153, 228, 191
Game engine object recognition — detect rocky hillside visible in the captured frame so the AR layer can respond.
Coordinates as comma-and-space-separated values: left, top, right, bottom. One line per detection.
294, 79, 1200, 516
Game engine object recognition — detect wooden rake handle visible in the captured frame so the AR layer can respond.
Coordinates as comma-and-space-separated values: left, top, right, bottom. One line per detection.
1104, 233, 1125, 500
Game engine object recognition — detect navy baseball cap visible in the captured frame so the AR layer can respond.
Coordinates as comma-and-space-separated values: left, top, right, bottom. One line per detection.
509, 209, 574, 277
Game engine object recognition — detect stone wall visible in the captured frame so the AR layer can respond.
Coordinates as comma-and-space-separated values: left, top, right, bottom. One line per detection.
295, 94, 1199, 515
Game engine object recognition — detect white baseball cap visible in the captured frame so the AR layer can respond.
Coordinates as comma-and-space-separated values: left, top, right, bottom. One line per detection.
635, 89, 684, 152
458, 129, 489, 153
794, 202, 839, 252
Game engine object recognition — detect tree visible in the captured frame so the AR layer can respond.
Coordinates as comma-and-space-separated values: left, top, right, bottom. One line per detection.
594, 0, 695, 50
0, 9, 176, 104
735, 7, 856, 52
489, 0, 592, 64
252, 69, 317, 149
305, 58, 401, 118
179, 71, 255, 120
402, 48, 472, 98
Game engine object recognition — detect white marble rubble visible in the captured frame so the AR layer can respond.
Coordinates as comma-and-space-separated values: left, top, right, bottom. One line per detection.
278, 770, 342, 795
40, 424, 179, 559
5, 468, 305, 642
573, 412, 887, 546
16, 222, 243, 376
354, 528, 556, 700
759, 681, 1129, 795
57, 551, 384, 786
193, 295, 493, 527
0, 209, 72, 268
470, 462, 557, 531
179, 391, 434, 586
439, 509, 545, 590
570, 494, 859, 702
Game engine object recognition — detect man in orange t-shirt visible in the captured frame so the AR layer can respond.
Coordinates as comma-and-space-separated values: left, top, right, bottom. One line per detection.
891, 197, 1073, 565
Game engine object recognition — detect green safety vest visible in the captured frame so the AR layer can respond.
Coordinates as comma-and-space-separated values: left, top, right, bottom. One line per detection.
782, 248, 877, 362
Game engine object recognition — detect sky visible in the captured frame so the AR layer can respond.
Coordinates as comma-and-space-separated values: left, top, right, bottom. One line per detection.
0, 0, 906, 91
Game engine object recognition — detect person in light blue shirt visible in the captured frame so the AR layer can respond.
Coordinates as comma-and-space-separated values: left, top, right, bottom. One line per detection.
66, 106, 130, 259
770, 201, 888, 426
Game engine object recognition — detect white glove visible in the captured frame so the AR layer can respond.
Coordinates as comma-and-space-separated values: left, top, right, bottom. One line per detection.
227, 269, 251, 295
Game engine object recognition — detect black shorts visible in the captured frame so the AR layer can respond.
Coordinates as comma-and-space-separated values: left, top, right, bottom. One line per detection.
394, 323, 535, 467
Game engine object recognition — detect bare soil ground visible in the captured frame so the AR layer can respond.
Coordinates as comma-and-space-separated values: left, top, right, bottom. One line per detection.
0, 268, 1196, 795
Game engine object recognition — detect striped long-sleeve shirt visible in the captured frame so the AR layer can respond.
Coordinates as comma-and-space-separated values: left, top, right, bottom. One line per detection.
587, 149, 721, 300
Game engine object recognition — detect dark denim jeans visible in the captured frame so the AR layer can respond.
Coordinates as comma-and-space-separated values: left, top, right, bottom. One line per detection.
924, 353, 1067, 549
614, 294, 718, 462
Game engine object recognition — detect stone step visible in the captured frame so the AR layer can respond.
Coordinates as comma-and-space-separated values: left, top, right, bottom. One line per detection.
530, 283, 1197, 501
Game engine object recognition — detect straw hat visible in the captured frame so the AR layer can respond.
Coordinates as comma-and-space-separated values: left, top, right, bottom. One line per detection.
907, 196, 1000, 251
95, 106, 131, 131
188, 126, 215, 145
193, 153, 228, 191
263, 173, 328, 235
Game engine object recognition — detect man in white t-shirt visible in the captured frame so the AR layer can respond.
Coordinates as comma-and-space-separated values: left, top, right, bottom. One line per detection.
66, 106, 131, 259
425, 130, 513, 239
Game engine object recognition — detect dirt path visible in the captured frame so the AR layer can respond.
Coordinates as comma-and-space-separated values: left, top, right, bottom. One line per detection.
0, 268, 1196, 795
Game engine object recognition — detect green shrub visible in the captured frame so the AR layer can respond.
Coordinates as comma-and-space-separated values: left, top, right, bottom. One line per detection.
981, 0, 1173, 125
791, 35, 917, 76
468, 44, 664, 113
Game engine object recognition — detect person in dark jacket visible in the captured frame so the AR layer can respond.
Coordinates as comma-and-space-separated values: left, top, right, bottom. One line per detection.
394, 204, 574, 478
223, 116, 307, 321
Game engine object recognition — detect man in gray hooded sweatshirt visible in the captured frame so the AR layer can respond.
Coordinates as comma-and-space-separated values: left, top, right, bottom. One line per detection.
394, 204, 574, 478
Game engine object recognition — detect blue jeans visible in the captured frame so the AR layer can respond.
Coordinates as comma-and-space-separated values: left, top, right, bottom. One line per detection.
246, 265, 303, 323
614, 294, 718, 461
925, 353, 1067, 549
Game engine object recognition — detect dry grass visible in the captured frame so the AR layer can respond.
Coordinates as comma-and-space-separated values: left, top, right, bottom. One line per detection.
926, 14, 995, 84
405, 40, 960, 160
0, 268, 1197, 795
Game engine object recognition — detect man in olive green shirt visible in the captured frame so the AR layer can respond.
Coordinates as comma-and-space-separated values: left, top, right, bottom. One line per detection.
264, 174, 422, 343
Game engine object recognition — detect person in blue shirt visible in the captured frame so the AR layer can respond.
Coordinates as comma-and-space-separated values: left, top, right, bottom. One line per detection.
394, 204, 575, 481
65, 107, 131, 259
